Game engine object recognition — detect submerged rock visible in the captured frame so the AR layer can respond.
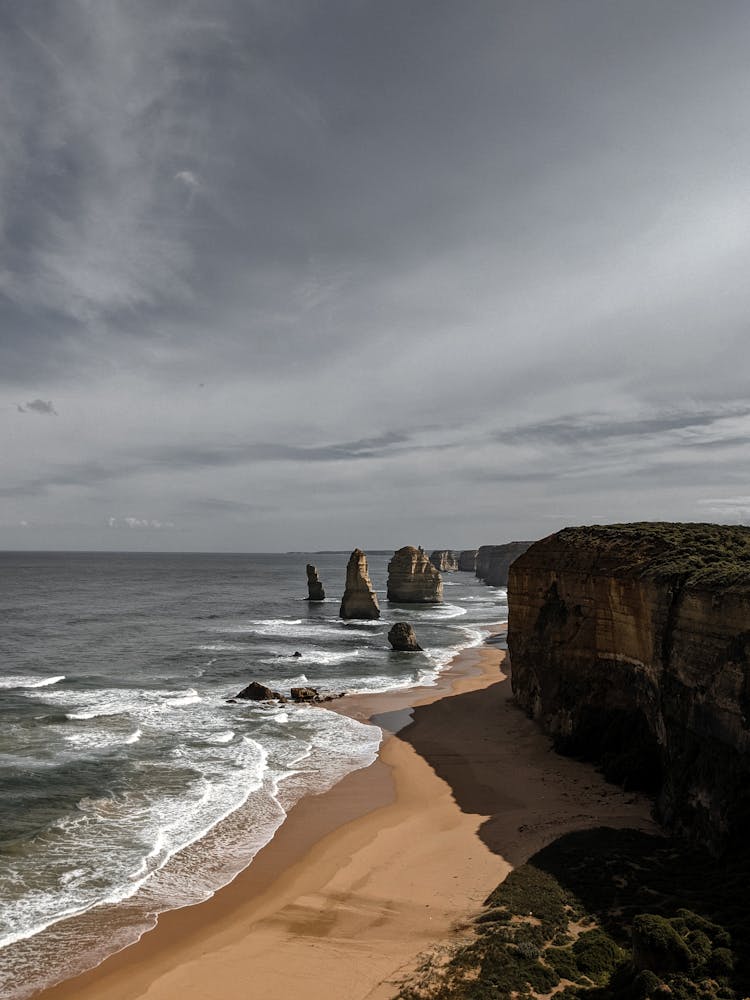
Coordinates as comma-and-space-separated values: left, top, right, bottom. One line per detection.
388, 622, 423, 651
235, 681, 286, 703
339, 549, 381, 620
306, 564, 326, 601
430, 549, 459, 572
387, 546, 443, 603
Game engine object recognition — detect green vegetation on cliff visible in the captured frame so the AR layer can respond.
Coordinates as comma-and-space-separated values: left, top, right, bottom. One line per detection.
555, 522, 750, 588
398, 828, 750, 1000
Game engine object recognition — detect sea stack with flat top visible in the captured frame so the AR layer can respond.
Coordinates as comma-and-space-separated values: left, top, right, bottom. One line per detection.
306, 564, 325, 601
339, 548, 380, 619
387, 545, 443, 603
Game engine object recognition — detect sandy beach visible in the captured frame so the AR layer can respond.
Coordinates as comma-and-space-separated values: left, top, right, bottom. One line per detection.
34, 635, 656, 1000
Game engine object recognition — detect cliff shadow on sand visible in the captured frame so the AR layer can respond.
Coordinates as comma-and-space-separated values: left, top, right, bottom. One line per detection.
394, 670, 750, 997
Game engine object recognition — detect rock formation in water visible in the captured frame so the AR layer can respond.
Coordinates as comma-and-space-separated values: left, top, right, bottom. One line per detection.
507, 522, 750, 850
387, 546, 443, 603
235, 680, 286, 702
476, 541, 534, 587
458, 549, 477, 572
306, 563, 326, 601
430, 549, 459, 572
387, 622, 423, 651
339, 548, 381, 619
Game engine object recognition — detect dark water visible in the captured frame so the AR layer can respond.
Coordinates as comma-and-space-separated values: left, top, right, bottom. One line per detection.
0, 551, 506, 997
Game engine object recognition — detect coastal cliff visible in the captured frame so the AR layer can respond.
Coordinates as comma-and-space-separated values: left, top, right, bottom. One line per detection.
476, 541, 533, 587
507, 522, 750, 849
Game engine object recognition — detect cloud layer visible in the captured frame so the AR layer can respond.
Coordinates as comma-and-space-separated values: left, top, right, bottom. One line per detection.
2, 1, 750, 550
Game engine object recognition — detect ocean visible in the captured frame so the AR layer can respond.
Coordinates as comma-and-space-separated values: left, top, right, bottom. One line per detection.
0, 550, 506, 998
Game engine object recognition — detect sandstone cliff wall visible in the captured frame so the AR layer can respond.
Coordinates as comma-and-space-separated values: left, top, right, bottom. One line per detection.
476, 541, 534, 587
458, 549, 477, 572
507, 523, 750, 849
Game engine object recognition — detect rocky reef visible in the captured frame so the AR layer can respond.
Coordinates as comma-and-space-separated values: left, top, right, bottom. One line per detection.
306, 563, 325, 601
458, 549, 477, 572
507, 522, 750, 849
387, 622, 423, 651
339, 548, 381, 619
387, 546, 443, 603
430, 549, 459, 572
476, 541, 534, 586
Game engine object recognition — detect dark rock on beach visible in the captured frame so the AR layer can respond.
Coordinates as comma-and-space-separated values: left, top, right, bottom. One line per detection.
234, 681, 287, 703
388, 622, 422, 651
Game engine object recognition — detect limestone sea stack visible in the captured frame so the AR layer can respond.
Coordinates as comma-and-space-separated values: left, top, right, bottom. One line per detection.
339, 549, 380, 620
387, 546, 443, 603
306, 563, 325, 601
458, 549, 478, 572
387, 622, 422, 651
430, 549, 459, 572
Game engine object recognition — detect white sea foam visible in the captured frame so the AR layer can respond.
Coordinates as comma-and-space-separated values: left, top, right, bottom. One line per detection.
0, 675, 66, 690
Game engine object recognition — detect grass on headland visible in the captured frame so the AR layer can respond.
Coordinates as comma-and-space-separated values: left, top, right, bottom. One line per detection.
554, 522, 750, 589
397, 827, 750, 1000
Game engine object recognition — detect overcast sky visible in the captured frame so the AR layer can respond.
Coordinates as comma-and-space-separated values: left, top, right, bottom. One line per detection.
2, 1, 750, 551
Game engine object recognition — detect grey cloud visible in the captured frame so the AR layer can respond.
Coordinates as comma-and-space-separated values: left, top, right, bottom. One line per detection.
4, 2, 750, 548
17, 398, 57, 415
497, 407, 750, 447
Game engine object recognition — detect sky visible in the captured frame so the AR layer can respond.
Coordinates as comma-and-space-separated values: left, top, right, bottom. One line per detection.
2, 0, 750, 552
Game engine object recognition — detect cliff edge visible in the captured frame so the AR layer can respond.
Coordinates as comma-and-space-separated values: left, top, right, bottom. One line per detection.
507, 522, 750, 850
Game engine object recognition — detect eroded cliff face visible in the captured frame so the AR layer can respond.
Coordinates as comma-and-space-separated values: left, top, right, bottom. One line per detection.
476, 541, 534, 587
507, 523, 750, 849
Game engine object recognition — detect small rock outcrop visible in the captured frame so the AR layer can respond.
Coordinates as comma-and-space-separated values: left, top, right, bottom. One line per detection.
339, 549, 381, 619
291, 686, 320, 702
430, 549, 459, 572
235, 681, 286, 702
306, 564, 325, 601
388, 622, 423, 651
459, 549, 477, 572
476, 541, 534, 586
387, 546, 443, 603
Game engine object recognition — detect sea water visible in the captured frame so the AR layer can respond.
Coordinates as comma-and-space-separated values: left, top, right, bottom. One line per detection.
0, 551, 506, 997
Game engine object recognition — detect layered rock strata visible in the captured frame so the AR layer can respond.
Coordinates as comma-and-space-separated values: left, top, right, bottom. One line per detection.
476, 541, 534, 587
430, 550, 459, 572
387, 546, 443, 603
507, 522, 750, 849
306, 563, 325, 601
387, 622, 423, 651
339, 549, 381, 620
458, 549, 478, 572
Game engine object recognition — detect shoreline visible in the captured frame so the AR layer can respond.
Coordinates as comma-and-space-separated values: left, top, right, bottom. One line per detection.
32, 629, 657, 1000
